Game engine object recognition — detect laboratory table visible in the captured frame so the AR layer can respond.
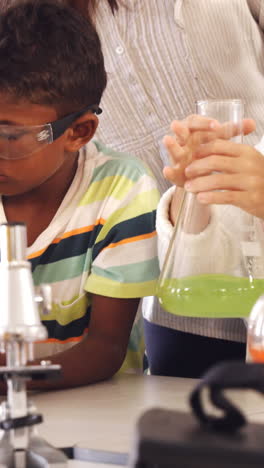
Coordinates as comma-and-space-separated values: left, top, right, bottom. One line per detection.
31, 373, 264, 467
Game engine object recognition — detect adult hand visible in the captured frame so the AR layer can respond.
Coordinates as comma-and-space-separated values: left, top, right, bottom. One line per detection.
184, 138, 264, 220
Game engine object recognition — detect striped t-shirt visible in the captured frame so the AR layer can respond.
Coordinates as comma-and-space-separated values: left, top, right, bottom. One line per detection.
0, 141, 160, 373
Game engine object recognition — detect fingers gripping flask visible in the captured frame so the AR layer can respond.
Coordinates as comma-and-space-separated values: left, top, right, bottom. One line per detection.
157, 100, 264, 319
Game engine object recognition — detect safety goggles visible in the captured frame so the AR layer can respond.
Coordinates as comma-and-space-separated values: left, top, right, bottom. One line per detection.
0, 104, 102, 160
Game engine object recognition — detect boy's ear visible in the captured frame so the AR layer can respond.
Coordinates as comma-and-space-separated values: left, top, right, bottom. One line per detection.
64, 112, 99, 152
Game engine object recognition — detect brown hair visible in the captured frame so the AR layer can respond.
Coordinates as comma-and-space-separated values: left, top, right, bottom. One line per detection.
0, 0, 107, 114
65, 0, 119, 17
1, 0, 119, 16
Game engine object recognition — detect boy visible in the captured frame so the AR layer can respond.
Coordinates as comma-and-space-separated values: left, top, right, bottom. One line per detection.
144, 114, 264, 378
0, 0, 159, 389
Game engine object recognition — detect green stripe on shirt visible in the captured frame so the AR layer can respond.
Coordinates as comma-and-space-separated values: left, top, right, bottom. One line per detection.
91, 258, 159, 283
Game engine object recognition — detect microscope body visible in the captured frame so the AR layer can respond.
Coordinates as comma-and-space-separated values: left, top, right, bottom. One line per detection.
0, 222, 68, 467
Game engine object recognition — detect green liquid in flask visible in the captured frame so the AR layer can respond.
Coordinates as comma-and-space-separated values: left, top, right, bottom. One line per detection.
157, 274, 264, 318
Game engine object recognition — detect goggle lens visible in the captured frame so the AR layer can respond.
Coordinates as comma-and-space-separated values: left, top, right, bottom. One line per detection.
0, 124, 53, 160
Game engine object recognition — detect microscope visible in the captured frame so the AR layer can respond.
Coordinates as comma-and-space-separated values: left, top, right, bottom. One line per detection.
0, 222, 68, 467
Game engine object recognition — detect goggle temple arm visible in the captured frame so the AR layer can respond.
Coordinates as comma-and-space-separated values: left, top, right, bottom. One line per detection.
51, 104, 102, 141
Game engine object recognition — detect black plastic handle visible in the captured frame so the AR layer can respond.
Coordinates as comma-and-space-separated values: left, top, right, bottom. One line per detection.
190, 361, 264, 433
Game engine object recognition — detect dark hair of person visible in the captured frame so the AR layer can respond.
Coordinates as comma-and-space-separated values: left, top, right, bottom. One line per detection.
0, 0, 107, 115
65, 0, 119, 17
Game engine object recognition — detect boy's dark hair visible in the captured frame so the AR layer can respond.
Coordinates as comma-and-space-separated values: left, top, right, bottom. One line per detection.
0, 0, 107, 115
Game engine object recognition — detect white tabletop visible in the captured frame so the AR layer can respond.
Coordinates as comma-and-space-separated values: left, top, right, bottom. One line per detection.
35, 373, 194, 452
33, 372, 264, 462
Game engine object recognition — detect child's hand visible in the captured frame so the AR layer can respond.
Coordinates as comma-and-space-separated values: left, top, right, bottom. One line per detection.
162, 115, 255, 187
184, 135, 264, 219
162, 115, 220, 187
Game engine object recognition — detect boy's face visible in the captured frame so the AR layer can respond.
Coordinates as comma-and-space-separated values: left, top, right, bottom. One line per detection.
0, 94, 98, 197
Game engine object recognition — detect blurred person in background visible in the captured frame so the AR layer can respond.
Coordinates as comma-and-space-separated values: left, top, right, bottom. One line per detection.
3, 0, 264, 377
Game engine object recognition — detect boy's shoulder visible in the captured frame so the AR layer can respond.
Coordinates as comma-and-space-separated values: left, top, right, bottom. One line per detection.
89, 140, 155, 181
77, 142, 159, 211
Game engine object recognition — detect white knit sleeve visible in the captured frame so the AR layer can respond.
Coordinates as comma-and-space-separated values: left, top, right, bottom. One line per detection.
156, 186, 175, 268
156, 187, 241, 275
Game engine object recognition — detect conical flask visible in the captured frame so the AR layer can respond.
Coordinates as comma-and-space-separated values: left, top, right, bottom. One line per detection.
157, 100, 264, 319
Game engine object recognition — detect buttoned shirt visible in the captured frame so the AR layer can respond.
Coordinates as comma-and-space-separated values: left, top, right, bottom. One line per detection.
96, 0, 264, 197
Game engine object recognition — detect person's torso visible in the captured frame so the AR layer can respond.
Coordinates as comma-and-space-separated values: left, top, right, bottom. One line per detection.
96, 0, 264, 186
0, 142, 153, 373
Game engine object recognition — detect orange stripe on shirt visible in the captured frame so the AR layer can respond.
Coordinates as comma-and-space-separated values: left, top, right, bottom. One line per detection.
102, 230, 156, 250
27, 219, 106, 259
36, 328, 89, 344
53, 218, 106, 243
